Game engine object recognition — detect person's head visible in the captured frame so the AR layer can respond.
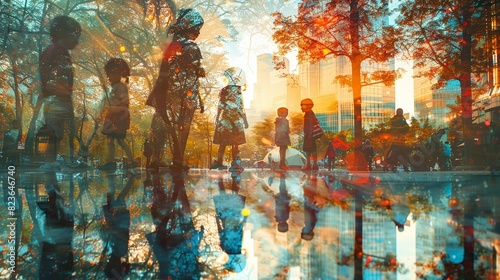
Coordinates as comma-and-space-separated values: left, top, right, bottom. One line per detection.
364, 139, 370, 145
277, 107, 288, 118
169, 8, 204, 40
50, 15, 81, 49
105, 58, 130, 85
224, 67, 246, 87
396, 108, 404, 116
300, 98, 314, 112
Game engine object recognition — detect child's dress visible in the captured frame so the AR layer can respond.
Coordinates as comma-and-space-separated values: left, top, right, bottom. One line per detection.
102, 82, 130, 139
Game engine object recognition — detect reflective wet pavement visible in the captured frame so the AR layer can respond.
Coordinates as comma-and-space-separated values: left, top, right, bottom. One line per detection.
1, 167, 499, 279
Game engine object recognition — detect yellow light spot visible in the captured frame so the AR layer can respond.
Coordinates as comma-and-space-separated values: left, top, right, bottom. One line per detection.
120, 46, 126, 52
241, 208, 250, 216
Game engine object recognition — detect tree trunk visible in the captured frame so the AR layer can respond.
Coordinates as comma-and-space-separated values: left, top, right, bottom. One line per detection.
460, 3, 473, 165
350, 0, 364, 171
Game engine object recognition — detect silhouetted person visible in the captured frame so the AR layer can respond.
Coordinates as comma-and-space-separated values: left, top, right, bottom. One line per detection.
99, 58, 137, 174
386, 108, 409, 172
211, 67, 249, 169
301, 98, 321, 170
361, 140, 374, 171
40, 16, 81, 164
147, 8, 206, 170
324, 141, 336, 171
428, 129, 446, 170
143, 138, 153, 168
275, 107, 291, 170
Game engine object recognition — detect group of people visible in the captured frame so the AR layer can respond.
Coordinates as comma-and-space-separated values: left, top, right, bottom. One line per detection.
29, 13, 438, 174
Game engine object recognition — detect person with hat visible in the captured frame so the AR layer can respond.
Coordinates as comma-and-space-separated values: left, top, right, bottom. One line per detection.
40, 15, 82, 164
211, 67, 249, 169
146, 8, 206, 170
301, 98, 321, 170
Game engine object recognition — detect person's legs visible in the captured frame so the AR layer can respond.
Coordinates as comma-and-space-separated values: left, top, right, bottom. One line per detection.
231, 145, 239, 162
150, 113, 167, 164
311, 151, 318, 169
116, 138, 134, 164
279, 146, 287, 167
67, 117, 76, 163
107, 136, 115, 162
217, 145, 226, 163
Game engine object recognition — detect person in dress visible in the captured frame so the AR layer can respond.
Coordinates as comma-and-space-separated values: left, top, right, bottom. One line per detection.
146, 8, 206, 170
99, 58, 135, 173
211, 67, 249, 169
275, 107, 291, 170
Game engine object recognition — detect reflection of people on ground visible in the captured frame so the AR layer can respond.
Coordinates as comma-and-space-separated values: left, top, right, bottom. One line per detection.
389, 201, 410, 232
146, 8, 206, 170
302, 175, 320, 240
214, 176, 248, 271
40, 16, 81, 163
385, 108, 409, 172
102, 174, 134, 278
301, 98, 321, 170
275, 173, 291, 232
211, 67, 249, 170
38, 170, 74, 279
275, 107, 291, 170
147, 171, 204, 279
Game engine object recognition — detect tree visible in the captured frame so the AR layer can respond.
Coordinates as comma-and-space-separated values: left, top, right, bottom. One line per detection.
396, 0, 492, 165
272, 0, 401, 170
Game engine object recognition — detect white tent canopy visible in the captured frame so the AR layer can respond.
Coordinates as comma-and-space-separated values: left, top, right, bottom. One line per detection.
262, 147, 307, 167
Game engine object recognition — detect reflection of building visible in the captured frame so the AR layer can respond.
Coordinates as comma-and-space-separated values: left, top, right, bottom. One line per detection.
250, 53, 300, 122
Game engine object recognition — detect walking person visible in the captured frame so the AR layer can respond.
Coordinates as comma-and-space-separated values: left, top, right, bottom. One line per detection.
361, 140, 374, 171
385, 108, 410, 172
442, 141, 452, 171
40, 15, 82, 164
275, 107, 291, 170
146, 8, 206, 170
211, 67, 249, 169
99, 58, 136, 174
301, 98, 322, 170
324, 141, 336, 171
